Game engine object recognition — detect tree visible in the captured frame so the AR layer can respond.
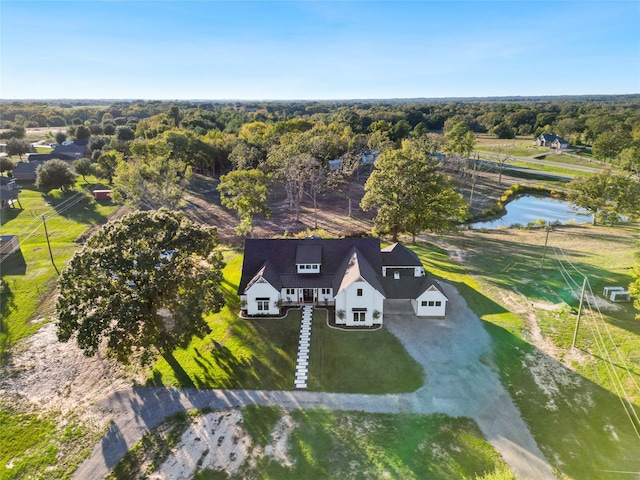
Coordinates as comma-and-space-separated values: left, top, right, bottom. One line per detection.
0, 125, 26, 140
5, 138, 31, 160
567, 172, 640, 225
620, 146, 640, 177
73, 157, 95, 182
592, 128, 632, 162
444, 121, 475, 159
56, 209, 225, 364
328, 152, 362, 218
112, 142, 191, 210
361, 147, 467, 242
96, 150, 122, 183
217, 169, 271, 237
35, 159, 77, 192
0, 156, 14, 175
229, 141, 264, 170
116, 125, 136, 142
300, 156, 327, 229
74, 125, 91, 140
55, 131, 68, 145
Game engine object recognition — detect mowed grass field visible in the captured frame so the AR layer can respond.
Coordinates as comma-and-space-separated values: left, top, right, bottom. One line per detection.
0, 179, 120, 358
411, 224, 640, 479
147, 252, 424, 394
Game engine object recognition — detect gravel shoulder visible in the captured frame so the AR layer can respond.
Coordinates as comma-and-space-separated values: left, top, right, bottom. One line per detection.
72, 281, 555, 480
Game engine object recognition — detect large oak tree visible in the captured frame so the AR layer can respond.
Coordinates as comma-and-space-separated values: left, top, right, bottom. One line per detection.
361, 147, 467, 241
56, 210, 225, 364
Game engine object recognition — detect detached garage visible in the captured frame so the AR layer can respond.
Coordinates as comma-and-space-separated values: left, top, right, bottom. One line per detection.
414, 284, 448, 318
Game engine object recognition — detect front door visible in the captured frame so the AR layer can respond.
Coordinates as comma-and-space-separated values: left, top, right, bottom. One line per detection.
302, 288, 314, 303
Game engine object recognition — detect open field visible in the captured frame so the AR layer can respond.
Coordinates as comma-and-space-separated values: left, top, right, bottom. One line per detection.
415, 224, 640, 478
109, 407, 512, 480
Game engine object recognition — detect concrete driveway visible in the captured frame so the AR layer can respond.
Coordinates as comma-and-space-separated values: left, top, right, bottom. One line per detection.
74, 282, 555, 480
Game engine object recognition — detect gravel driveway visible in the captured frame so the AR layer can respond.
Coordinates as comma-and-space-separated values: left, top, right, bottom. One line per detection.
74, 282, 555, 480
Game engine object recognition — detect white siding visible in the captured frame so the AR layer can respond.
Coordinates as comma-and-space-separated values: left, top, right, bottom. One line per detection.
244, 279, 280, 315
414, 286, 447, 317
335, 278, 384, 326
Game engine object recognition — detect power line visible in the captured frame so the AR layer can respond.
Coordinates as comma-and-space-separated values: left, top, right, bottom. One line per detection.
551, 249, 640, 439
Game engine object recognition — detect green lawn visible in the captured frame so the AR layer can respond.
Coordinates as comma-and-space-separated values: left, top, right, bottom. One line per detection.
408, 226, 640, 479
308, 311, 423, 393
0, 179, 120, 360
0, 391, 100, 480
0, 178, 119, 479
147, 252, 424, 393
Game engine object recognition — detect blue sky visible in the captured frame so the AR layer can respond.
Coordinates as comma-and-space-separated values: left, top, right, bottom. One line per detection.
1, 1, 639, 99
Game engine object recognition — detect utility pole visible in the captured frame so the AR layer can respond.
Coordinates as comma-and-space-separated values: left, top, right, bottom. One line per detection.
540, 222, 551, 269
572, 277, 588, 348
42, 215, 60, 275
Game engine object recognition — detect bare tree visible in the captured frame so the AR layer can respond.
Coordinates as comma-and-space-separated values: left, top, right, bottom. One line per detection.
328, 152, 361, 217
491, 146, 512, 185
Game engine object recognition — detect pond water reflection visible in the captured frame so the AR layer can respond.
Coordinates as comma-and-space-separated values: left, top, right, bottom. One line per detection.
470, 195, 592, 229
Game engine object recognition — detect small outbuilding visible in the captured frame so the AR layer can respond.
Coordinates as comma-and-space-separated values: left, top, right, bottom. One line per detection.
0, 235, 20, 258
92, 189, 112, 200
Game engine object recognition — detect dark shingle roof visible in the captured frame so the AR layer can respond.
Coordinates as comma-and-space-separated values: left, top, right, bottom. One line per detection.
380, 275, 447, 300
381, 242, 421, 267
332, 246, 386, 296
238, 238, 382, 294
296, 244, 322, 264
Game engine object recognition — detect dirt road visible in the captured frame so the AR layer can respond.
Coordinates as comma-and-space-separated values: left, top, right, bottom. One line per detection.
73, 282, 555, 480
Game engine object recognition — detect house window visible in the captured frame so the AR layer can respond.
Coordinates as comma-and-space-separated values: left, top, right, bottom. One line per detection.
428, 301, 435, 307
421, 301, 428, 307
256, 297, 270, 311
321, 288, 331, 295
357, 288, 363, 297
286, 288, 295, 295
353, 308, 366, 322
435, 301, 442, 307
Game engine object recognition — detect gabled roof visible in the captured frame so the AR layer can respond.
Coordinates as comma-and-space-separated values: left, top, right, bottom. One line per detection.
238, 238, 382, 295
296, 243, 322, 264
381, 242, 421, 267
0, 188, 19, 201
244, 260, 281, 292
333, 246, 386, 296
538, 132, 568, 145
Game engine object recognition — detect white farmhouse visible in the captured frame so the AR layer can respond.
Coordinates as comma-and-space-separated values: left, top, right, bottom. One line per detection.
238, 238, 448, 325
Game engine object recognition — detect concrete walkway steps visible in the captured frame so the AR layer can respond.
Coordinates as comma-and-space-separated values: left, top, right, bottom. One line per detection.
294, 306, 314, 389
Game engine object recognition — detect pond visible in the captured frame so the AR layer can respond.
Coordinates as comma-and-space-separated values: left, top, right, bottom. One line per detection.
470, 195, 592, 229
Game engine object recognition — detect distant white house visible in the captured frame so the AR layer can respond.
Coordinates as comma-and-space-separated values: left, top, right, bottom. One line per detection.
534, 133, 569, 149
238, 238, 448, 325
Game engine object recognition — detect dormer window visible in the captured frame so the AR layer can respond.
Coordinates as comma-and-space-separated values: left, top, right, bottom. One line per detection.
297, 263, 320, 273
296, 244, 322, 274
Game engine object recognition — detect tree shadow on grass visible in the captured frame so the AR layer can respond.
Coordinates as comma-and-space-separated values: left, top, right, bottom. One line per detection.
483, 320, 640, 479
43, 190, 106, 225
0, 279, 16, 363
154, 351, 196, 388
